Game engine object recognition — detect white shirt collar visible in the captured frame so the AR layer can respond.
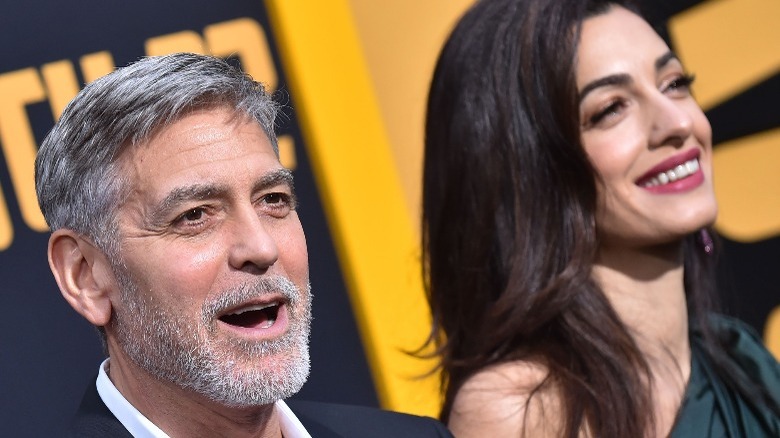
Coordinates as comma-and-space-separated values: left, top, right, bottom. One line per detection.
96, 359, 311, 438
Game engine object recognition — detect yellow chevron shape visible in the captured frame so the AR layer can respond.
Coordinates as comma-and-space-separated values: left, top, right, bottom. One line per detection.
669, 0, 780, 111
712, 128, 780, 242
766, 306, 780, 360
265, 0, 440, 417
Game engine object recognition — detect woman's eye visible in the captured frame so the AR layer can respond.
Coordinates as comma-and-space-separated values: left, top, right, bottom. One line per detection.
665, 74, 695, 95
589, 101, 623, 126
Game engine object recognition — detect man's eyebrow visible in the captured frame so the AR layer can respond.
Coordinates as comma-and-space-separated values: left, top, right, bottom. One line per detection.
253, 168, 298, 210
150, 184, 227, 222
148, 169, 294, 223
579, 73, 632, 104
253, 168, 294, 194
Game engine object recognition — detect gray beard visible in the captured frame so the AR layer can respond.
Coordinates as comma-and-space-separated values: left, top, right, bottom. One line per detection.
111, 268, 311, 407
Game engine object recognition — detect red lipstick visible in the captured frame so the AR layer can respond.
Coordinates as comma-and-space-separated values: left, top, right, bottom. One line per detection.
636, 149, 704, 194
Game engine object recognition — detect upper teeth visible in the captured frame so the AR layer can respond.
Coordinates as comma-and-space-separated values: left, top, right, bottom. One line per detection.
642, 158, 699, 187
226, 303, 276, 316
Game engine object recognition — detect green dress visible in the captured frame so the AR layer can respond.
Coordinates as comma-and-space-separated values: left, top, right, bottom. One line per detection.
671, 315, 780, 437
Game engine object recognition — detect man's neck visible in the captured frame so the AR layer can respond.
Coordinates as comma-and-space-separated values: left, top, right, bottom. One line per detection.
106, 352, 282, 438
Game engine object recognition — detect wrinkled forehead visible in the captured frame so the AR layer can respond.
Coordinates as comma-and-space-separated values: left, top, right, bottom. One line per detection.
120, 103, 260, 153
115, 107, 278, 197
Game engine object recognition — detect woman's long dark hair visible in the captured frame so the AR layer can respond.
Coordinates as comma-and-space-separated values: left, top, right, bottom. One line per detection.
421, 0, 776, 436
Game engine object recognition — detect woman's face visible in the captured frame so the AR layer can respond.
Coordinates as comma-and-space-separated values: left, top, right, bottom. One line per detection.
576, 6, 717, 249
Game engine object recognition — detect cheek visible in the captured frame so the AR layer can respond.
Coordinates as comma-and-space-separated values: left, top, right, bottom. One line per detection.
189, 244, 224, 272
259, 213, 308, 277
126, 241, 223, 299
692, 110, 713, 151
584, 135, 638, 185
277, 220, 309, 284
593, 180, 619, 224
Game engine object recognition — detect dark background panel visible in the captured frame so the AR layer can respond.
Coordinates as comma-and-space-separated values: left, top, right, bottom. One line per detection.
718, 236, 780, 335
706, 74, 779, 145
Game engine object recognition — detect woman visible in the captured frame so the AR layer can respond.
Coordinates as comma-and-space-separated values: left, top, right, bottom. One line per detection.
422, 0, 780, 436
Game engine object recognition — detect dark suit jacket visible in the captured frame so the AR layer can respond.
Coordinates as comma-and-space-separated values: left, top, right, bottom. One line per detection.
69, 382, 453, 437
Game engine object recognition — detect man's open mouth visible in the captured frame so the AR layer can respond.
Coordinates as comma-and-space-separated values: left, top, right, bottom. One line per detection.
218, 302, 281, 329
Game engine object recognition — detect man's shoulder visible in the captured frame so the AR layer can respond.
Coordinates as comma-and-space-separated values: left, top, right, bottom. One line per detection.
68, 380, 133, 438
286, 400, 453, 438
67, 379, 453, 438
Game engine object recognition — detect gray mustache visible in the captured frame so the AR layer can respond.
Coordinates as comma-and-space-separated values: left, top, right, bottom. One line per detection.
202, 276, 301, 323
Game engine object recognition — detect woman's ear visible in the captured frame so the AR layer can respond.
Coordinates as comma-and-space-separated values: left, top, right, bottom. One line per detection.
48, 229, 116, 327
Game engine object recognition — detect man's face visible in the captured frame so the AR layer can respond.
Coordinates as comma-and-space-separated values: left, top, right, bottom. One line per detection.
108, 106, 311, 407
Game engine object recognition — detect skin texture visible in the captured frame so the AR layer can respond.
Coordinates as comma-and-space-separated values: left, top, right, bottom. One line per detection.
448, 6, 717, 437
48, 106, 310, 438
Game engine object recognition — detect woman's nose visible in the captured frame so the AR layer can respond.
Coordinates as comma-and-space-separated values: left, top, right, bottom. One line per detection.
648, 94, 695, 149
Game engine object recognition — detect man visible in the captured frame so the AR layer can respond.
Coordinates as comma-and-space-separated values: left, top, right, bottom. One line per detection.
35, 53, 451, 438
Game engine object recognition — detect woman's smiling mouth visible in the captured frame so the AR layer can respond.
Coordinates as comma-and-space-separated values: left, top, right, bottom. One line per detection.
640, 158, 699, 188
636, 149, 705, 194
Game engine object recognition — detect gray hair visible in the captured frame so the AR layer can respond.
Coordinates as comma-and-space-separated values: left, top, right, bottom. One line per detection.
35, 53, 280, 257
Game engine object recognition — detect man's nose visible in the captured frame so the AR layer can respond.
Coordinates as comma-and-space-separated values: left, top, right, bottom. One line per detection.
648, 94, 694, 149
227, 206, 279, 273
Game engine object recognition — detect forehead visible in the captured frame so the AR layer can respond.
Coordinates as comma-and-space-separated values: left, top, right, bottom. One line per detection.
118, 106, 281, 196
576, 6, 670, 82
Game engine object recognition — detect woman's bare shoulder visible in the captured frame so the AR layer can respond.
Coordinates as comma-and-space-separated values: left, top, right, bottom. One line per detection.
448, 360, 564, 437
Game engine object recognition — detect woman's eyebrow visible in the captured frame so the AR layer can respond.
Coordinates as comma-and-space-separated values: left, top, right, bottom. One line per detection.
578, 51, 680, 104
579, 73, 632, 103
655, 51, 679, 71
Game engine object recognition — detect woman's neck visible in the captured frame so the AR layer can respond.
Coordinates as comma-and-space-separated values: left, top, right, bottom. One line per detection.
592, 242, 689, 361
592, 242, 692, 436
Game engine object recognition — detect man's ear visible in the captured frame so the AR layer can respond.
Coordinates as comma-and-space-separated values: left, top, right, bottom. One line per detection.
48, 229, 116, 327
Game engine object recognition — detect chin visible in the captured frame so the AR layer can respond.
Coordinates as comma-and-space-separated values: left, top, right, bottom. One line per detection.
683, 204, 718, 232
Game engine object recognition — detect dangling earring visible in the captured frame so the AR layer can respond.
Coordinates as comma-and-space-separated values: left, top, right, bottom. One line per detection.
698, 228, 714, 255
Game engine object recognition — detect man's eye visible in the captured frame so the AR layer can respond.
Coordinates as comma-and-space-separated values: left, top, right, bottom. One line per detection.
180, 208, 205, 222
260, 192, 296, 218
263, 192, 296, 208
264, 193, 285, 204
